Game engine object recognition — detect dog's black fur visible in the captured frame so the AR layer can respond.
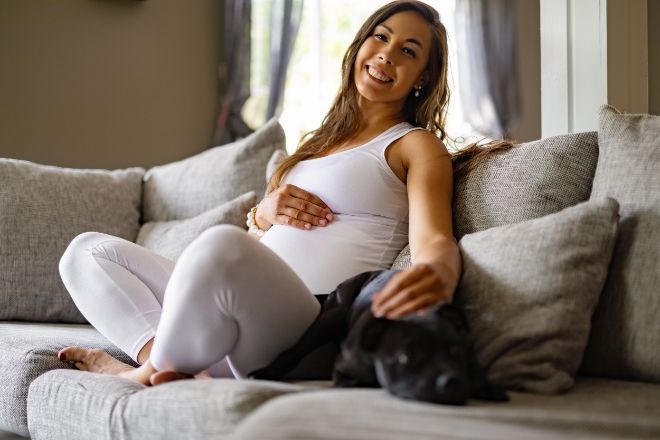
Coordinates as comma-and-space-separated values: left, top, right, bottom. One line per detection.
250, 270, 508, 405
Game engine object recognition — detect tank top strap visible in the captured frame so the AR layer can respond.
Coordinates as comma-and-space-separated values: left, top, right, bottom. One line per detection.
366, 122, 425, 153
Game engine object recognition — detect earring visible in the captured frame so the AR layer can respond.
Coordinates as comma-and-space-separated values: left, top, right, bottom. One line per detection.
414, 86, 421, 97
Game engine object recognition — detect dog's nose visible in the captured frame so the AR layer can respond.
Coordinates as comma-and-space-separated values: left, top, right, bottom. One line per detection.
433, 372, 469, 404
436, 373, 460, 391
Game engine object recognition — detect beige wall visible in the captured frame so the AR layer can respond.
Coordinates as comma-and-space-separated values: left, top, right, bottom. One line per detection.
510, 0, 541, 142
607, 0, 649, 114
0, 0, 221, 169
649, 0, 660, 115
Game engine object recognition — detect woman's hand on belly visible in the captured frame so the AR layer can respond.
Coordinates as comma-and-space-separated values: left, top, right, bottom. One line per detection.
257, 184, 334, 231
370, 263, 455, 319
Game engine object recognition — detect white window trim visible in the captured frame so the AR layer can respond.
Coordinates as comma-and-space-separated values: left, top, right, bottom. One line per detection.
540, 0, 648, 137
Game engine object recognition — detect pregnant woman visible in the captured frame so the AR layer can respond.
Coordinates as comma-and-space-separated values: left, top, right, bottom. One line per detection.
57, 0, 507, 386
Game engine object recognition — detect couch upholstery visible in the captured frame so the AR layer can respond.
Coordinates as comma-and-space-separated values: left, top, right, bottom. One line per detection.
1, 107, 659, 439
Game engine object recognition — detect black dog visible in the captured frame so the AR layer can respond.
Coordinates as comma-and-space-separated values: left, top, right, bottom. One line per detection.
334, 302, 508, 404
250, 270, 507, 405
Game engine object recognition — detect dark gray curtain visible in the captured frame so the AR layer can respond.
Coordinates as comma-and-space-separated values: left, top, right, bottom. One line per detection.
213, 0, 253, 145
213, 0, 303, 145
266, 0, 304, 119
455, 0, 521, 139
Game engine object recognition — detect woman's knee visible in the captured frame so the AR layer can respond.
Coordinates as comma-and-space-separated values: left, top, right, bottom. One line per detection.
59, 232, 107, 279
181, 224, 254, 270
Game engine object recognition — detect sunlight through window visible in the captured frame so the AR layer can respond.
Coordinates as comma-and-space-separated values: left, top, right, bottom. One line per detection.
245, 0, 480, 154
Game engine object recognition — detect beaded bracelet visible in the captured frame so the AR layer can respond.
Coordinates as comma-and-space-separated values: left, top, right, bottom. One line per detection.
246, 206, 266, 237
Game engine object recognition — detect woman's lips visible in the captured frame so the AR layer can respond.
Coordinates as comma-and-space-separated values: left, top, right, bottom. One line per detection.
367, 65, 393, 83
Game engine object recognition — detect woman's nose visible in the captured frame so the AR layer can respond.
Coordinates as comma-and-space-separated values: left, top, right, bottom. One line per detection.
378, 52, 393, 65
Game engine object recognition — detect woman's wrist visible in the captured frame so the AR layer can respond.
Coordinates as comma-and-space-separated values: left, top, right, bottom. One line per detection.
246, 203, 271, 237
254, 202, 272, 230
246, 207, 266, 237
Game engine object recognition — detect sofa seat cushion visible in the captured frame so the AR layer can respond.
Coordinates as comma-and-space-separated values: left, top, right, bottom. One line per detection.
27, 371, 324, 440
232, 378, 660, 440
0, 322, 132, 437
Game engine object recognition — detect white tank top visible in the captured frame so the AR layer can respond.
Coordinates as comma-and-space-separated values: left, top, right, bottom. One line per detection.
260, 122, 422, 295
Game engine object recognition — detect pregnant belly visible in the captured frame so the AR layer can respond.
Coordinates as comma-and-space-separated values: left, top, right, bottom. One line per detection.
259, 214, 404, 295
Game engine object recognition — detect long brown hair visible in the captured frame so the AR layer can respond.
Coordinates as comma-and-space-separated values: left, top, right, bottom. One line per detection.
269, 0, 513, 190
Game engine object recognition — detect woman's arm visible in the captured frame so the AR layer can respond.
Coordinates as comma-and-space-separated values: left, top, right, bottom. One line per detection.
371, 130, 461, 319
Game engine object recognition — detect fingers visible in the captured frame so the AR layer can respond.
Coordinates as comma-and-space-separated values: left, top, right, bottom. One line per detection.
372, 276, 436, 318
286, 184, 332, 212
379, 293, 438, 319
274, 184, 334, 230
281, 206, 327, 228
275, 212, 317, 230
371, 265, 449, 319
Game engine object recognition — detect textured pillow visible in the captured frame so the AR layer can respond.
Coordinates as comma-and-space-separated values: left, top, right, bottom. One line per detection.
395, 198, 619, 394
142, 118, 285, 222
0, 159, 144, 323
453, 131, 599, 240
392, 131, 599, 268
580, 106, 660, 383
136, 191, 257, 261
457, 198, 619, 393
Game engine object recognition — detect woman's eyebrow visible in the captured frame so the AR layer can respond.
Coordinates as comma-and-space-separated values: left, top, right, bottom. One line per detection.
377, 24, 424, 49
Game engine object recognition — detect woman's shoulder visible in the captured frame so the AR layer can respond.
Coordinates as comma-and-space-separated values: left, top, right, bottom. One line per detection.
398, 128, 450, 162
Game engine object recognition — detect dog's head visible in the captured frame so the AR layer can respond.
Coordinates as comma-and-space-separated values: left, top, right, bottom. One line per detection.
355, 304, 507, 405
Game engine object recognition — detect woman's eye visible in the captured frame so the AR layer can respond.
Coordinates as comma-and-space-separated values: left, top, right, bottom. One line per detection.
402, 47, 416, 58
374, 33, 387, 41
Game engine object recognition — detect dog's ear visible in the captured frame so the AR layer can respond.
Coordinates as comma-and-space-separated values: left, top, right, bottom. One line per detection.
359, 317, 391, 354
433, 303, 470, 333
467, 349, 509, 402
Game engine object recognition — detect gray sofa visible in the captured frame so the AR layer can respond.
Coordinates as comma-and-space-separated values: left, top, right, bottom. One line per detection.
1, 107, 659, 440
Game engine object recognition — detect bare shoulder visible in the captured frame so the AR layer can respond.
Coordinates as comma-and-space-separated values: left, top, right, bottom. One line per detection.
399, 129, 450, 168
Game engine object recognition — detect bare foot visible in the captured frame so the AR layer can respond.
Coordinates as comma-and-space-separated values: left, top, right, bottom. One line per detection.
149, 370, 193, 385
58, 346, 154, 386
150, 369, 212, 386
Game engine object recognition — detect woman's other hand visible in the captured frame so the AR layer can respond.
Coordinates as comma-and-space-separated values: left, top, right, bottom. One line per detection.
257, 184, 334, 231
370, 263, 457, 319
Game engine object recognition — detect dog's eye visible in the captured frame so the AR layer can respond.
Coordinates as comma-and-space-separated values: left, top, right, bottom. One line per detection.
397, 353, 409, 364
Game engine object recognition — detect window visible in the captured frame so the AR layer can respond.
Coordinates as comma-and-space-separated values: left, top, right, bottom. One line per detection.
244, 0, 477, 153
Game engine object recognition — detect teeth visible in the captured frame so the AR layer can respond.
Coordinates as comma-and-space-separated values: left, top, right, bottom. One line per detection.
367, 66, 392, 82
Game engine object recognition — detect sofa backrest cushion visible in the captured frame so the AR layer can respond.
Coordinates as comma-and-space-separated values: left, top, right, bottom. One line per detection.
392, 131, 600, 270
579, 105, 660, 383
399, 198, 619, 394
136, 191, 258, 261
452, 131, 599, 240
142, 118, 284, 222
0, 160, 144, 323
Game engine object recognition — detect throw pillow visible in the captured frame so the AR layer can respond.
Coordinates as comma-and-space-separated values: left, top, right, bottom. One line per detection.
142, 118, 285, 222
136, 191, 257, 261
453, 131, 599, 240
394, 198, 620, 394
579, 105, 660, 383
0, 159, 144, 323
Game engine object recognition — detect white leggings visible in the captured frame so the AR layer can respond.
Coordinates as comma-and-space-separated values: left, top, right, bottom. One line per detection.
58, 225, 321, 379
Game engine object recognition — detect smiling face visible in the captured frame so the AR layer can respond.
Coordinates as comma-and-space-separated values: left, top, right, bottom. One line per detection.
353, 10, 432, 109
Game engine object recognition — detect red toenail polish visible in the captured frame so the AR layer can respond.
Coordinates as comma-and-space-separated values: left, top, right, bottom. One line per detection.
58, 352, 66, 361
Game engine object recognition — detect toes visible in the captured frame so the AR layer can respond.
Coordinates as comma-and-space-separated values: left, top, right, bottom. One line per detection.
58, 346, 99, 362
58, 346, 85, 362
